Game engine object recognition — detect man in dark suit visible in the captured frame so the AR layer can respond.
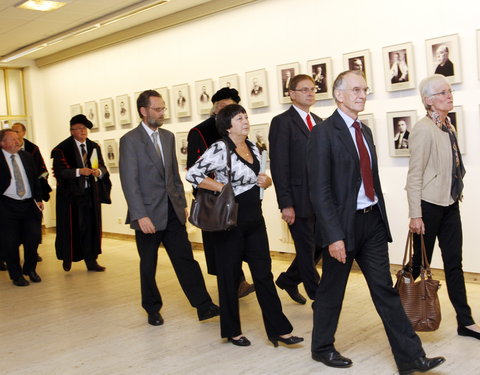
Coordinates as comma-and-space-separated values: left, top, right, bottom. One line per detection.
119, 90, 219, 326
186, 87, 254, 298
0, 129, 43, 286
307, 70, 445, 373
51, 114, 110, 272
269, 74, 322, 304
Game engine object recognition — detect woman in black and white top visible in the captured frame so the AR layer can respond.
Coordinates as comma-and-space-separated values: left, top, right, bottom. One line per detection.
186, 104, 303, 348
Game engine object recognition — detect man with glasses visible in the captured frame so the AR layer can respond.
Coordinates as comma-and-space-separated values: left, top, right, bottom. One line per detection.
51, 114, 110, 272
269, 74, 322, 305
119, 90, 219, 326
307, 70, 445, 373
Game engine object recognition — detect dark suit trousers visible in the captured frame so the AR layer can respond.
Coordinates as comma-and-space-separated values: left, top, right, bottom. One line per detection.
312, 207, 425, 364
73, 188, 96, 261
135, 200, 213, 315
412, 200, 474, 327
276, 216, 322, 299
0, 196, 41, 280
213, 217, 292, 338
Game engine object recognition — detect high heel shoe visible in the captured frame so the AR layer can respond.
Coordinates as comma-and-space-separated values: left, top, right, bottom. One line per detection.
268, 335, 304, 347
458, 326, 480, 340
228, 336, 251, 346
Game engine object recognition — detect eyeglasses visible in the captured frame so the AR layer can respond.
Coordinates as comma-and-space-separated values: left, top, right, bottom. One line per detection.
149, 106, 167, 113
291, 87, 316, 94
430, 89, 453, 97
70, 126, 87, 131
341, 87, 371, 96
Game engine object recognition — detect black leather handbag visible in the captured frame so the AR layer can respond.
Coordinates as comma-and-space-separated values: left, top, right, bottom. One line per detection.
188, 140, 238, 232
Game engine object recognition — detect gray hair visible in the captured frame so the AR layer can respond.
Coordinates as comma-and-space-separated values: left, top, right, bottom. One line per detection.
332, 70, 364, 103
419, 74, 450, 110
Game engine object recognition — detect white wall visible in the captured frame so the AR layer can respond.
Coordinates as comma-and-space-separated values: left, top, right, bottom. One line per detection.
24, 0, 480, 272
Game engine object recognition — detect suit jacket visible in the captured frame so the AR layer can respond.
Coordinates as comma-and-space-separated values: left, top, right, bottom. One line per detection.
23, 138, 52, 201
269, 106, 322, 218
119, 123, 187, 231
0, 150, 41, 201
307, 109, 392, 251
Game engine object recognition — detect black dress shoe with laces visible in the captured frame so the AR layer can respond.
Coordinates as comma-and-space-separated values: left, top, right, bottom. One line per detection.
197, 304, 220, 321
85, 260, 106, 272
397, 355, 446, 374
228, 336, 251, 346
312, 350, 353, 368
458, 325, 480, 340
12, 276, 30, 287
24, 271, 42, 283
275, 280, 307, 304
148, 312, 164, 326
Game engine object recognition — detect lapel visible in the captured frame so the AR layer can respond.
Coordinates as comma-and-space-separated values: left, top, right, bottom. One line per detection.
158, 129, 170, 177
0, 151, 12, 190
288, 106, 310, 138
361, 124, 377, 171
137, 124, 165, 178
69, 137, 84, 167
332, 110, 360, 164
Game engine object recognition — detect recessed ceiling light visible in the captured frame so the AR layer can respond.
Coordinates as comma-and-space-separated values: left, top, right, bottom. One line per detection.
17, 0, 67, 12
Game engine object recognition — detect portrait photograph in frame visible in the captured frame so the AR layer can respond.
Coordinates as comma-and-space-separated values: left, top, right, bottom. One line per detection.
425, 34, 461, 84
307, 57, 333, 100
358, 113, 376, 140
277, 62, 300, 103
99, 98, 115, 129
175, 131, 188, 168
172, 83, 191, 118
448, 105, 465, 154
343, 49, 374, 93
195, 79, 214, 115
155, 87, 171, 120
249, 123, 269, 160
70, 104, 82, 117
387, 110, 417, 157
104, 139, 119, 168
219, 74, 240, 93
246, 68, 269, 109
84, 101, 99, 130
383, 42, 415, 92
116, 94, 132, 128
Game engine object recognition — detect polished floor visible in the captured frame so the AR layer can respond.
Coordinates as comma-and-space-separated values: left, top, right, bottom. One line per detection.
1, 233, 479, 375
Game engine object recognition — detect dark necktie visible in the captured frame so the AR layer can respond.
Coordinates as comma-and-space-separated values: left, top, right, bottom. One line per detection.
80, 144, 87, 166
306, 114, 313, 131
11, 154, 26, 198
352, 121, 375, 201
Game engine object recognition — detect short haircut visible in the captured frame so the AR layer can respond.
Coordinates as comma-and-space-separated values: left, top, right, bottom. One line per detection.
0, 129, 15, 143
215, 104, 247, 137
136, 90, 161, 118
288, 74, 314, 91
332, 70, 364, 103
419, 74, 450, 110
12, 122, 26, 131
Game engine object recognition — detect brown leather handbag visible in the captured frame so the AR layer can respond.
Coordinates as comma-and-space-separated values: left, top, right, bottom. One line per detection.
395, 232, 441, 331
188, 140, 238, 232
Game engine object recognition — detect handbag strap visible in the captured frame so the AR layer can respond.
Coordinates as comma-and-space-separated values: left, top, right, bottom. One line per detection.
222, 139, 233, 184
402, 232, 414, 269
404, 231, 432, 279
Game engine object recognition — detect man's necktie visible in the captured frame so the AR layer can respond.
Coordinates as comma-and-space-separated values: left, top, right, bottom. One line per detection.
306, 114, 313, 131
152, 132, 164, 166
11, 154, 25, 198
80, 144, 87, 166
352, 121, 375, 201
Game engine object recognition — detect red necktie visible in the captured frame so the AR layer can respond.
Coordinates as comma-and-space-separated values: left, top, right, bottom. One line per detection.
352, 121, 375, 201
306, 114, 313, 131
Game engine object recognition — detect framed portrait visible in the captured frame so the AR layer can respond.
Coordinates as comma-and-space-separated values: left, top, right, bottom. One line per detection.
155, 87, 171, 120
277, 62, 300, 103
249, 123, 269, 160
70, 104, 82, 117
103, 139, 119, 168
425, 34, 461, 84
195, 79, 214, 115
382, 42, 415, 92
448, 105, 465, 154
175, 131, 188, 168
358, 113, 376, 140
307, 57, 333, 100
172, 83, 191, 118
245, 69, 269, 109
99, 98, 115, 129
219, 74, 240, 94
116, 94, 132, 128
343, 49, 374, 93
387, 110, 417, 157
84, 101, 99, 130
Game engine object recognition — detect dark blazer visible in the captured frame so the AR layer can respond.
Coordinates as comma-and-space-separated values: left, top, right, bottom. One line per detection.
23, 138, 52, 201
0, 150, 41, 200
307, 109, 392, 250
269, 106, 322, 218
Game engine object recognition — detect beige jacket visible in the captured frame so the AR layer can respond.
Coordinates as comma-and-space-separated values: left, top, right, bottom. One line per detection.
406, 116, 456, 218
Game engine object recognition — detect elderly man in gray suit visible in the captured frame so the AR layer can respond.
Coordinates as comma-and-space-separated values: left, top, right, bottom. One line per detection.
119, 90, 219, 326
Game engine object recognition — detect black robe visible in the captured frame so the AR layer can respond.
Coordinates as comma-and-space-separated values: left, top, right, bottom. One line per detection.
51, 137, 109, 263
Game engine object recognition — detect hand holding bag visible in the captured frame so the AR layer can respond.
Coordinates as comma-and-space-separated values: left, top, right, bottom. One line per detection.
395, 232, 441, 331
188, 140, 238, 232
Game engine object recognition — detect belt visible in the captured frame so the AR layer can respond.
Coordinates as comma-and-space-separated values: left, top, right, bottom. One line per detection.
356, 204, 377, 214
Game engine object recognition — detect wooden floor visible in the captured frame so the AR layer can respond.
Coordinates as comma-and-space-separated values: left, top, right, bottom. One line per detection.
1, 233, 479, 375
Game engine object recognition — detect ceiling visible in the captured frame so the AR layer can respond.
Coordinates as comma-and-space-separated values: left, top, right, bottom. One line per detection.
0, 0, 255, 66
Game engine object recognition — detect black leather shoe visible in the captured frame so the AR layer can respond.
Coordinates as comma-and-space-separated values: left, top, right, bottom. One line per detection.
238, 280, 255, 298
37, 254, 43, 262
228, 336, 251, 346
148, 312, 164, 326
62, 260, 71, 272
312, 350, 353, 368
85, 260, 106, 272
0, 260, 7, 271
458, 325, 480, 340
269, 335, 304, 347
12, 276, 30, 287
24, 271, 42, 283
397, 355, 446, 374
198, 304, 220, 321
